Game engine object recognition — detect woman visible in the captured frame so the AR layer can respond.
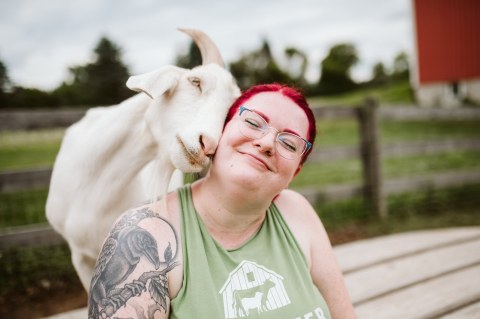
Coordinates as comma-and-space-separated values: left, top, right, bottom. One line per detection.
88, 84, 356, 319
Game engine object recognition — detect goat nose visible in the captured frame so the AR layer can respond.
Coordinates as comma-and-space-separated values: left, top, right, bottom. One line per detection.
199, 134, 216, 156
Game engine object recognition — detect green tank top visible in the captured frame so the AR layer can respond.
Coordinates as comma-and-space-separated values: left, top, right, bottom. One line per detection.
170, 185, 331, 319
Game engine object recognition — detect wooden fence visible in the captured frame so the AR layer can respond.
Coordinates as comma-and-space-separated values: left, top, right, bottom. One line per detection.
1, 102, 480, 248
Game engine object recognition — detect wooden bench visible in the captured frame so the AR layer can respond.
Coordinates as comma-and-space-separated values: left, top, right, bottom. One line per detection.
336, 226, 480, 318
45, 227, 480, 318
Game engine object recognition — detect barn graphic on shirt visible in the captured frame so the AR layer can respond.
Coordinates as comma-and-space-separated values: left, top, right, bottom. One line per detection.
219, 260, 291, 318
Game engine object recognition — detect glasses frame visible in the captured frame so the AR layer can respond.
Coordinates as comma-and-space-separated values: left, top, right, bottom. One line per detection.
238, 106, 312, 160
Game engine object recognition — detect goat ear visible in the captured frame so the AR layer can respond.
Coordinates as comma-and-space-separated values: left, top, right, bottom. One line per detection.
126, 66, 184, 99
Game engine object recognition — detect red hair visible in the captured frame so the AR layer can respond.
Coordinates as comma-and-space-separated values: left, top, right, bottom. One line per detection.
224, 83, 316, 164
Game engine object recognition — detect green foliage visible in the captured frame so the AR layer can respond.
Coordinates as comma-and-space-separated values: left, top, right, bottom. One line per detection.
56, 37, 134, 106
0, 244, 80, 299
371, 62, 389, 86
1, 37, 413, 109
318, 184, 480, 243
229, 40, 295, 90
0, 59, 8, 91
0, 188, 49, 227
1, 37, 134, 109
316, 43, 359, 95
284, 47, 309, 86
175, 40, 202, 69
6, 86, 58, 109
391, 51, 410, 82
0, 59, 10, 107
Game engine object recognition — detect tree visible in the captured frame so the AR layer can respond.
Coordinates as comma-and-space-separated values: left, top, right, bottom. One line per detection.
56, 36, 133, 106
370, 62, 389, 86
229, 40, 294, 90
174, 40, 202, 69
284, 47, 309, 87
0, 59, 10, 107
317, 43, 359, 95
391, 51, 410, 81
8, 86, 57, 108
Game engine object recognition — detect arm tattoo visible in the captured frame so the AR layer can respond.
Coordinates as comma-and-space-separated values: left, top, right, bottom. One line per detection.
88, 207, 179, 319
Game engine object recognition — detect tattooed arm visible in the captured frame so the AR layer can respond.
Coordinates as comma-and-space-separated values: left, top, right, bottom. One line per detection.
88, 206, 181, 319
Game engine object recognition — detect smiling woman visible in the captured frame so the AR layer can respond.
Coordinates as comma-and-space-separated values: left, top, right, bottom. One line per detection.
88, 83, 356, 319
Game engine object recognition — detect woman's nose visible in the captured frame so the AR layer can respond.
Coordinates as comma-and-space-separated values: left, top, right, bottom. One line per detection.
254, 131, 276, 156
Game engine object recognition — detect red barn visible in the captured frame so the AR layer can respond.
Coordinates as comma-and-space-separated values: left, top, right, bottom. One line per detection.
412, 0, 480, 106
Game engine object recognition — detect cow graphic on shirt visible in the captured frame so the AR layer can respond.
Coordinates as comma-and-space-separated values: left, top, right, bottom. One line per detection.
219, 260, 291, 318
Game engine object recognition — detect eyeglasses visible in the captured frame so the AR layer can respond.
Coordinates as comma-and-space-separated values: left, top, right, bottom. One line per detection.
238, 106, 312, 160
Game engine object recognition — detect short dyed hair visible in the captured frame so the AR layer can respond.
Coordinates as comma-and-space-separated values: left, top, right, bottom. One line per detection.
224, 83, 316, 164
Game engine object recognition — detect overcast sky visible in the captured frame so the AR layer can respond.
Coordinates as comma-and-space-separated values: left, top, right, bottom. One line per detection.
0, 0, 414, 91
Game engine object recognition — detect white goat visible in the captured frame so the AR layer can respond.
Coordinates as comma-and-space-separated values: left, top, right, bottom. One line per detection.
46, 29, 240, 289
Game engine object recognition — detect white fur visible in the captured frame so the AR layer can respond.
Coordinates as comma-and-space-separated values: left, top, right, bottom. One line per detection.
46, 63, 240, 289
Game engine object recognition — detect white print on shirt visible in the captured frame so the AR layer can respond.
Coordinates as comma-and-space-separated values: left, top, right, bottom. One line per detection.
219, 260, 291, 318
294, 307, 327, 319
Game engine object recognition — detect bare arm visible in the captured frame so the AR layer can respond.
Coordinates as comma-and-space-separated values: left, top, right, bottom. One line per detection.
87, 206, 180, 319
276, 190, 356, 318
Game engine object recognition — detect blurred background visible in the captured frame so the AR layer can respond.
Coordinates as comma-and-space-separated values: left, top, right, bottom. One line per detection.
1, 0, 479, 317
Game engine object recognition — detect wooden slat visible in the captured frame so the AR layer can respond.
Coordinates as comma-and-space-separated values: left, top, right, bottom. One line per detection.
308, 146, 359, 162
334, 227, 480, 273
0, 109, 86, 131
379, 107, 480, 121
439, 301, 480, 319
346, 238, 480, 304
0, 168, 52, 192
0, 224, 65, 249
354, 264, 480, 319
308, 138, 480, 163
383, 169, 480, 196
297, 183, 362, 204
43, 228, 480, 319
311, 106, 359, 119
381, 138, 480, 158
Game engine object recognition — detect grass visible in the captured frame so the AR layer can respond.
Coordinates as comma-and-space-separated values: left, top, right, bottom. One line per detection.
291, 150, 480, 188
316, 119, 480, 147
316, 183, 480, 245
380, 120, 480, 143
0, 188, 49, 227
308, 80, 414, 107
0, 129, 64, 171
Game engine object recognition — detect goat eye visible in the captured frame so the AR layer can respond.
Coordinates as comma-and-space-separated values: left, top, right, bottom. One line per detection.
188, 77, 201, 89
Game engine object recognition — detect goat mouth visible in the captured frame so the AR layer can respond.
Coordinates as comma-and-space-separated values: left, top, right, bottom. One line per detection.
176, 135, 208, 167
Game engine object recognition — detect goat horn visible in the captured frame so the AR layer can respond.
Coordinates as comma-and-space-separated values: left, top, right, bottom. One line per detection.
178, 28, 224, 67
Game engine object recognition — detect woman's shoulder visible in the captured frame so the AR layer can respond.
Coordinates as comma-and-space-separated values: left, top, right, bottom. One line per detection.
106, 190, 182, 250
125, 189, 181, 221
274, 188, 317, 221
90, 191, 184, 318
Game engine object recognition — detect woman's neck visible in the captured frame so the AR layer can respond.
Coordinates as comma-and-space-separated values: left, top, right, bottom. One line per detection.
191, 177, 271, 249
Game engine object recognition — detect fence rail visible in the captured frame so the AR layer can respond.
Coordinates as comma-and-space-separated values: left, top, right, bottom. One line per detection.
4, 137, 480, 192
0, 109, 87, 131
3, 105, 480, 131
1, 103, 480, 248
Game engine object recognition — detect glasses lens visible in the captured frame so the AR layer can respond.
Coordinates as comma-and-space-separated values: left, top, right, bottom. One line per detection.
238, 107, 309, 160
276, 133, 307, 159
238, 109, 266, 139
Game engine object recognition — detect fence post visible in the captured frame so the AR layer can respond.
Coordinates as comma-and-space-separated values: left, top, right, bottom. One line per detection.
358, 98, 387, 218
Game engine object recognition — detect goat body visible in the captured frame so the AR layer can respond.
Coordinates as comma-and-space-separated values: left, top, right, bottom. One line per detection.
46, 31, 240, 289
